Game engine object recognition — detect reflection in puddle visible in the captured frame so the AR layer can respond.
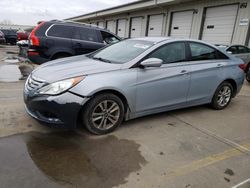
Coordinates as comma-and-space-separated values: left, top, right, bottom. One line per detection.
0, 132, 146, 188
0, 64, 21, 82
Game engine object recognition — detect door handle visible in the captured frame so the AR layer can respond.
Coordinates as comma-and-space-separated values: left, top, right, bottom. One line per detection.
75, 43, 82, 47
217, 63, 223, 67
180, 70, 188, 74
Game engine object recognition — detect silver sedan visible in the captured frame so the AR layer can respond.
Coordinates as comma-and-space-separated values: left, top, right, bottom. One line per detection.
24, 38, 245, 134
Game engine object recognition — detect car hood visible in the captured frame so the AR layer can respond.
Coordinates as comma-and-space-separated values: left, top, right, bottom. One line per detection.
32, 55, 122, 83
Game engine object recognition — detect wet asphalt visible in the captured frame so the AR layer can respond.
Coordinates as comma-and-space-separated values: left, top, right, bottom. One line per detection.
0, 132, 145, 188
0, 45, 250, 188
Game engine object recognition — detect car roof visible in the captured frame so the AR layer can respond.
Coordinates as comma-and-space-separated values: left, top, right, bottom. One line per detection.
127, 37, 219, 46
129, 37, 171, 43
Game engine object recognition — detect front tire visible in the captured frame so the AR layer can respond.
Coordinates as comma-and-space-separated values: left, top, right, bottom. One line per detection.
211, 82, 233, 110
82, 93, 124, 135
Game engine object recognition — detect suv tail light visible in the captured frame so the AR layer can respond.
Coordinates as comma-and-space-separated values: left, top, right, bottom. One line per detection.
239, 64, 247, 72
30, 21, 45, 46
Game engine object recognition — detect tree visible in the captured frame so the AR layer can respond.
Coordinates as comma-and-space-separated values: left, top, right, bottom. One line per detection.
0, 20, 13, 25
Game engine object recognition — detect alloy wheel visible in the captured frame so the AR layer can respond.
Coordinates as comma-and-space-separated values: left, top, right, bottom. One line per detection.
217, 86, 232, 107
91, 100, 120, 130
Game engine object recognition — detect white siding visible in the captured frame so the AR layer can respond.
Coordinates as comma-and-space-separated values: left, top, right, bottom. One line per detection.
170, 11, 194, 38
130, 17, 143, 38
147, 14, 164, 37
117, 19, 127, 38
75, 0, 250, 45
97, 21, 105, 28
107, 20, 116, 33
202, 4, 239, 45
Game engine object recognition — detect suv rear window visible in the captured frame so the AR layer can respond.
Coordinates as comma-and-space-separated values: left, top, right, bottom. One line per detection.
47, 25, 73, 39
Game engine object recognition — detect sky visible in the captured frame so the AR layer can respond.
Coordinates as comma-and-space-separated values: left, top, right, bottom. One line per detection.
0, 0, 137, 26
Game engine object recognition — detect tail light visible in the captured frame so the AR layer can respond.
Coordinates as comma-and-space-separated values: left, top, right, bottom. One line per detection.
30, 21, 45, 46
239, 64, 247, 72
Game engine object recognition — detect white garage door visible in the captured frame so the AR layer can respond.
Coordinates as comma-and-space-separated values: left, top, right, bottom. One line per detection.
170, 11, 194, 38
117, 19, 127, 38
130, 17, 143, 38
147, 14, 164, 37
202, 5, 238, 45
107, 20, 116, 33
97, 21, 105, 28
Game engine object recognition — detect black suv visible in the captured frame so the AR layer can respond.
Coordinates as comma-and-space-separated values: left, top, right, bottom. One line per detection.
0, 29, 17, 45
28, 20, 121, 64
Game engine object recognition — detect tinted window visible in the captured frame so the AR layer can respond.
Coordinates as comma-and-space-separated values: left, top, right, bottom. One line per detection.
73, 27, 98, 42
227, 46, 238, 54
47, 25, 73, 39
91, 40, 154, 64
101, 31, 120, 44
238, 46, 250, 53
148, 42, 186, 64
189, 42, 227, 60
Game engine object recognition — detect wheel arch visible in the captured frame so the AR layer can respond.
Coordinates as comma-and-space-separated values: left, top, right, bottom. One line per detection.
76, 89, 131, 128
222, 79, 237, 97
51, 51, 73, 60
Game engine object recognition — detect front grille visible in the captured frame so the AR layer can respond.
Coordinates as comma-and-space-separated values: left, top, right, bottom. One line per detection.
25, 75, 46, 92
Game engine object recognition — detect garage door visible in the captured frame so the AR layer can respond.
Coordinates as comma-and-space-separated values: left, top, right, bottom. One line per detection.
107, 20, 116, 33
170, 11, 194, 38
97, 21, 105, 28
147, 14, 164, 37
117, 19, 127, 38
130, 17, 143, 38
202, 5, 238, 45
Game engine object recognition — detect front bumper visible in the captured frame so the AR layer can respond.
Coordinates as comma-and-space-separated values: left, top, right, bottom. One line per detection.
24, 90, 89, 129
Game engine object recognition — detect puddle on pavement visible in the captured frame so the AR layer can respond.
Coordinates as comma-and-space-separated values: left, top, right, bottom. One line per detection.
0, 132, 146, 188
0, 64, 21, 82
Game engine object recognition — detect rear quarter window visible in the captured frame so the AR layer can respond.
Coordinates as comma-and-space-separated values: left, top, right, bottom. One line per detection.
189, 42, 228, 61
47, 25, 73, 39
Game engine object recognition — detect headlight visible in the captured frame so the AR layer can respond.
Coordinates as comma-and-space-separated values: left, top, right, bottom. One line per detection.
36, 76, 84, 95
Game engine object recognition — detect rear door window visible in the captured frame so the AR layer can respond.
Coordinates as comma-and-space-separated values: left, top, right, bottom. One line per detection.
189, 42, 228, 60
73, 27, 99, 42
47, 25, 73, 39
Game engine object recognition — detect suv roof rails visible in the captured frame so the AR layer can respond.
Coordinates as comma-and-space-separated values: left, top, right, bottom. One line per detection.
51, 19, 105, 30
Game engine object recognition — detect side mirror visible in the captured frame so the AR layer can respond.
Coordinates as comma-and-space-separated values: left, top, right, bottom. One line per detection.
140, 58, 163, 68
227, 51, 232, 54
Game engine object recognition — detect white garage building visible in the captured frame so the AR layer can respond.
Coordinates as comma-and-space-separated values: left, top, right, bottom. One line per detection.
68, 0, 250, 46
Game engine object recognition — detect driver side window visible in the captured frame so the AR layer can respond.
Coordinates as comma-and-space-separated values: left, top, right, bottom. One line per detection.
227, 46, 238, 54
100, 31, 120, 44
147, 42, 186, 64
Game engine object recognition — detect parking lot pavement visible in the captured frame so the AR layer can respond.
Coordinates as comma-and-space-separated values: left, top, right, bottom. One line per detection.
0, 45, 250, 188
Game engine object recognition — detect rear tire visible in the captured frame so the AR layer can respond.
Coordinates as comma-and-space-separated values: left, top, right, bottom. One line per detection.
211, 82, 233, 110
82, 93, 124, 135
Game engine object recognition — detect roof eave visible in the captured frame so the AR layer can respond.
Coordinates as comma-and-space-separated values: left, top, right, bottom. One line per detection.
67, 0, 176, 21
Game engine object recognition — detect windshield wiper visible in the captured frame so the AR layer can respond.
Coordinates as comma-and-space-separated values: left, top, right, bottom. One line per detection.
92, 57, 111, 63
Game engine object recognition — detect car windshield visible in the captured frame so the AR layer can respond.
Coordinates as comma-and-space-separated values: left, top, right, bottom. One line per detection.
90, 40, 154, 64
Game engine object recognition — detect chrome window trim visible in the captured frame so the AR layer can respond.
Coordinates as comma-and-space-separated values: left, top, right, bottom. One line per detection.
45, 24, 101, 44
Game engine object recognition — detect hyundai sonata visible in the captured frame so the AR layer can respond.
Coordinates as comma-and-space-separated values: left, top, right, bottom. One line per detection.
24, 38, 245, 134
